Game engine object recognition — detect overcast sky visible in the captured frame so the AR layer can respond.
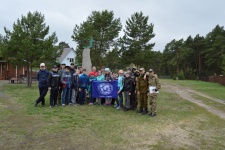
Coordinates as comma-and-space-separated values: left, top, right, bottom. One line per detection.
1, 0, 225, 51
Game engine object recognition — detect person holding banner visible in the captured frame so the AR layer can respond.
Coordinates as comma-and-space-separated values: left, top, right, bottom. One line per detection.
111, 72, 119, 107
147, 69, 161, 117
104, 68, 113, 105
96, 70, 105, 105
116, 70, 124, 110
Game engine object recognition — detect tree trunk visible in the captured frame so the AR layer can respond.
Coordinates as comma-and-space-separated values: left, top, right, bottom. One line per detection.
29, 66, 33, 87
176, 49, 179, 75
198, 54, 201, 77
26, 65, 30, 87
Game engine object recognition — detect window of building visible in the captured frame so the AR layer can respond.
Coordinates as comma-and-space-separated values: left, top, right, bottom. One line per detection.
70, 58, 74, 62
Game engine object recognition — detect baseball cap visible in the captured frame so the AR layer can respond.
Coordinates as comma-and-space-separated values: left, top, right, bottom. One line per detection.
70, 62, 75, 65
61, 63, 66, 65
40, 63, 45, 67
139, 68, 144, 71
149, 69, 154, 72
52, 65, 57, 68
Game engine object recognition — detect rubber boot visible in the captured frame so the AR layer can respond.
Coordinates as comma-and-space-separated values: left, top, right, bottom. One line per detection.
137, 107, 143, 113
142, 107, 148, 115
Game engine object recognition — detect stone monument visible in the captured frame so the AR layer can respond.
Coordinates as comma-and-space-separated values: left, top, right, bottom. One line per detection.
82, 37, 94, 74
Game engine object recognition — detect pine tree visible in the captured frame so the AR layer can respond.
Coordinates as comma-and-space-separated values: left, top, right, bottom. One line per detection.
120, 11, 155, 67
2, 11, 60, 86
71, 10, 122, 67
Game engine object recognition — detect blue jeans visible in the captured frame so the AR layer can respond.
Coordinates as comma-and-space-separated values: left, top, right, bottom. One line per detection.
62, 88, 70, 105
89, 92, 94, 103
118, 92, 123, 107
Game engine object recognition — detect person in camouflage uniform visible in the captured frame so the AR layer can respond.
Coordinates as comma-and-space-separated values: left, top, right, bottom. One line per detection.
147, 69, 161, 117
136, 68, 149, 115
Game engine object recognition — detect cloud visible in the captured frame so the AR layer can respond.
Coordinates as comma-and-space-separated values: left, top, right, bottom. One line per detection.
1, 0, 225, 51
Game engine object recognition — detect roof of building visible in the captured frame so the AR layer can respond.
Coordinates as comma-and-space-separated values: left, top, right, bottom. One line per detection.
58, 48, 75, 62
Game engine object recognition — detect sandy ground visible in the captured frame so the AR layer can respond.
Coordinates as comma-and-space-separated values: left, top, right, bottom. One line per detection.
163, 83, 225, 119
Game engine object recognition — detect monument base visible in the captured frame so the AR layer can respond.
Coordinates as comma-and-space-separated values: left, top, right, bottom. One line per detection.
82, 48, 92, 74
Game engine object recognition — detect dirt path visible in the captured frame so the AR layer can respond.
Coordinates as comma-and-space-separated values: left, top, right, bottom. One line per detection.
163, 83, 225, 119
0, 81, 45, 149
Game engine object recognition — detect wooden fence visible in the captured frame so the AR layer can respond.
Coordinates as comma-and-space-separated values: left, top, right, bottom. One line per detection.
201, 76, 225, 86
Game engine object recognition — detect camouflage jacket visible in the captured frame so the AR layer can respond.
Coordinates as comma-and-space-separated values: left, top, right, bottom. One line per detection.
148, 75, 161, 90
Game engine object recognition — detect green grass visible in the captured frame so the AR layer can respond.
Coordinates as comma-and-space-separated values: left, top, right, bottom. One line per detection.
161, 79, 225, 100
0, 83, 225, 149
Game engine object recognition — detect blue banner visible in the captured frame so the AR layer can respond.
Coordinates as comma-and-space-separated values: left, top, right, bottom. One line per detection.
92, 81, 118, 98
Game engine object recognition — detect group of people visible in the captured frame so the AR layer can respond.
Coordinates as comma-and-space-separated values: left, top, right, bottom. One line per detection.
34, 62, 161, 117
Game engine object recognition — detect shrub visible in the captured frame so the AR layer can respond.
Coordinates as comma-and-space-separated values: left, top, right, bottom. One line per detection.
178, 70, 185, 80
196, 76, 199, 81
172, 74, 176, 80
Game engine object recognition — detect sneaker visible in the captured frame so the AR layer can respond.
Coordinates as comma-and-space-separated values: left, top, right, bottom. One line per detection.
69, 103, 72, 105
62, 104, 65, 106
89, 103, 93, 106
142, 111, 147, 115
124, 108, 128, 111
54, 104, 58, 107
49, 106, 52, 108
116, 106, 121, 110
149, 113, 156, 117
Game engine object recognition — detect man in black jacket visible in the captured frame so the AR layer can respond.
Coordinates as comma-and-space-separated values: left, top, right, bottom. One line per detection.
47, 65, 60, 108
122, 72, 133, 111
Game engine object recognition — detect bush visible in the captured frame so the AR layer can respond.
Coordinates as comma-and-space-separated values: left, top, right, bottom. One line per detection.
178, 70, 185, 80
172, 74, 176, 80
196, 76, 199, 81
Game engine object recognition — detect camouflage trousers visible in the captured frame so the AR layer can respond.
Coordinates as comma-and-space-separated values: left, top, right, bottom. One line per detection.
149, 93, 158, 114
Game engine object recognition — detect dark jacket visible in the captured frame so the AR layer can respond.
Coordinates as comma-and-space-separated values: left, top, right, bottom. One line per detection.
61, 71, 72, 88
37, 69, 49, 87
122, 77, 133, 92
70, 68, 76, 78
105, 73, 112, 81
47, 70, 60, 88
72, 73, 80, 90
79, 74, 89, 89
